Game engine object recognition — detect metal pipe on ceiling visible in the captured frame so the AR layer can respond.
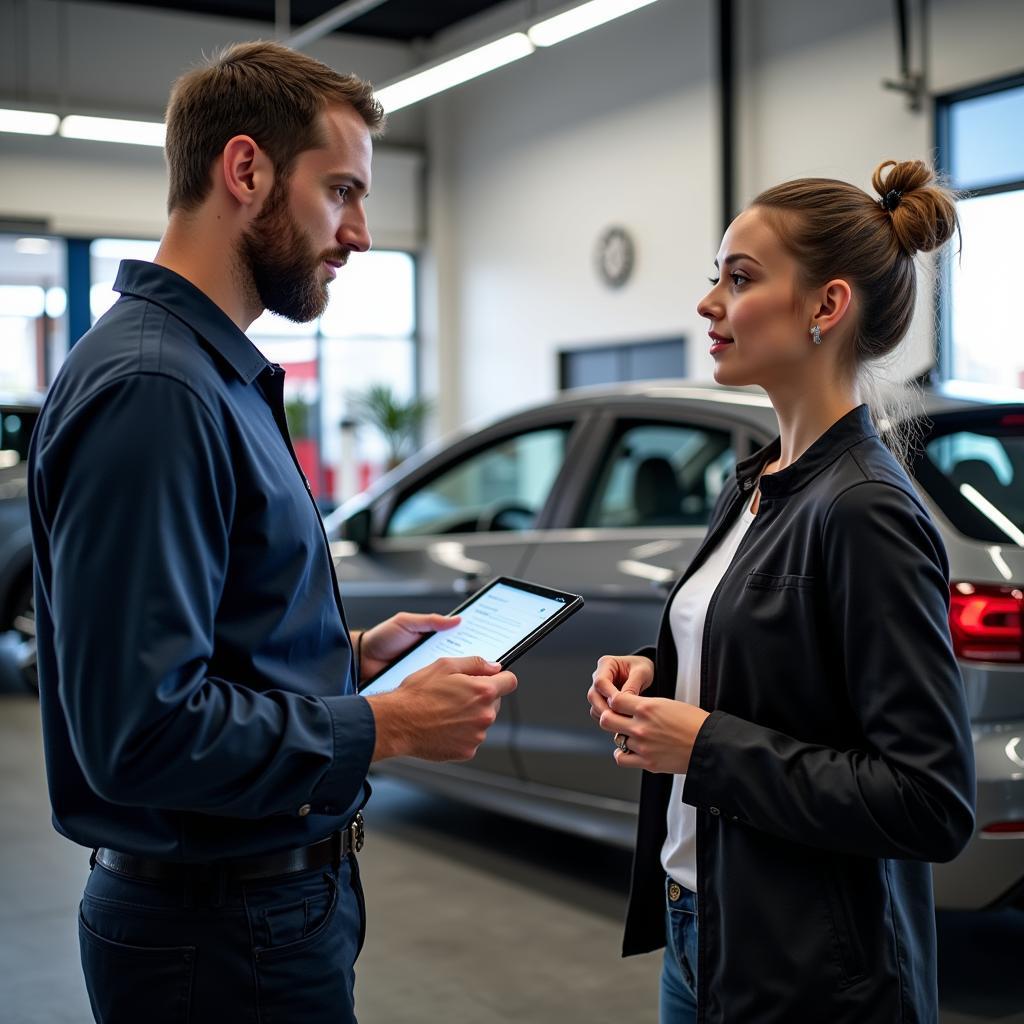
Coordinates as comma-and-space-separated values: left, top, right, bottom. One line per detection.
284, 0, 391, 50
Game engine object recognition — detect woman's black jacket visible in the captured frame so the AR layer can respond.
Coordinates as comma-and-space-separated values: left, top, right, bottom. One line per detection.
623, 404, 975, 1024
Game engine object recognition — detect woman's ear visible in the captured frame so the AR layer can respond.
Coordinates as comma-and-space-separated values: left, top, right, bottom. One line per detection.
811, 278, 854, 337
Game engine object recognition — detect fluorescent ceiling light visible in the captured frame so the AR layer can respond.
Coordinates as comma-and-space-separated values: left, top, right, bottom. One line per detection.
60, 114, 165, 147
0, 107, 59, 136
529, 0, 661, 47
376, 33, 534, 113
15, 237, 52, 255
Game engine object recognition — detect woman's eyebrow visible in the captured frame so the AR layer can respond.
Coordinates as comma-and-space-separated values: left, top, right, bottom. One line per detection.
714, 253, 763, 268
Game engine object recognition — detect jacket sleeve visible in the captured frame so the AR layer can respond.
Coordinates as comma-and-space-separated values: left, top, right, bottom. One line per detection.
37, 374, 375, 819
683, 480, 976, 862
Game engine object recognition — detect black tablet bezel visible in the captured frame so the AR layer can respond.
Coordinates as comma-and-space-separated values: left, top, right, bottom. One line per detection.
357, 576, 584, 695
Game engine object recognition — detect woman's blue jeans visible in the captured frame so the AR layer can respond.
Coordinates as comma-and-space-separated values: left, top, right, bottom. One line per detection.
659, 876, 698, 1024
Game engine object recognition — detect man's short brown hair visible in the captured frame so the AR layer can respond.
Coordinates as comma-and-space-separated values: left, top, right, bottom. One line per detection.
164, 40, 385, 214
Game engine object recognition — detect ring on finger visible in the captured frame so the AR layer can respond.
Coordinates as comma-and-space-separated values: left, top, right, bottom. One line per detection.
613, 732, 631, 754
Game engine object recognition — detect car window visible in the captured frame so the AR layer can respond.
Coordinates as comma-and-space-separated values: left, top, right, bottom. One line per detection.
0, 409, 38, 468
386, 426, 571, 537
583, 422, 734, 528
917, 416, 1024, 543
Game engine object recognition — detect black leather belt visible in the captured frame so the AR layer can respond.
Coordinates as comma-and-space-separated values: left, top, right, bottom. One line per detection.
95, 812, 365, 884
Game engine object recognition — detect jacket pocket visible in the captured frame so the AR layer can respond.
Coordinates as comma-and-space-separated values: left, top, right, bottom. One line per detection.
820, 861, 868, 987
745, 570, 815, 591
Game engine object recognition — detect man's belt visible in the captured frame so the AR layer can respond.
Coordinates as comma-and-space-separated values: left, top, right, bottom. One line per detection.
94, 812, 365, 884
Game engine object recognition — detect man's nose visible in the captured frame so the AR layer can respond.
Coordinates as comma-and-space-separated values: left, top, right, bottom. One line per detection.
340, 207, 371, 253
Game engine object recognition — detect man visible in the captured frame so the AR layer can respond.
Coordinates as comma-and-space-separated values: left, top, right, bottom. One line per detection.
28, 41, 516, 1023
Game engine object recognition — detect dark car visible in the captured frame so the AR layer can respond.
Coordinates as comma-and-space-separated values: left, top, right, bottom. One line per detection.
326, 380, 1024, 912
0, 394, 42, 692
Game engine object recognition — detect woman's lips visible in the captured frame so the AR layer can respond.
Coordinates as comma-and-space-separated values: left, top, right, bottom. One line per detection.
708, 331, 733, 353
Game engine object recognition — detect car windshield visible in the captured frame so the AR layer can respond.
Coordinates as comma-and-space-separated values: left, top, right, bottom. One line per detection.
914, 410, 1024, 545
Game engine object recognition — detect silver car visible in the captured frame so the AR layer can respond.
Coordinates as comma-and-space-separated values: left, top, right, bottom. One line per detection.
327, 380, 1024, 911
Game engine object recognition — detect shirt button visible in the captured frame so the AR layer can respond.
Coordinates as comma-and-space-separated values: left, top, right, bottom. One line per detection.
298, 804, 311, 817
709, 806, 721, 816
668, 882, 682, 902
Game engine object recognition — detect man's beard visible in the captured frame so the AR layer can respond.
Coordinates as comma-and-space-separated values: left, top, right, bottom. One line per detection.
238, 179, 336, 324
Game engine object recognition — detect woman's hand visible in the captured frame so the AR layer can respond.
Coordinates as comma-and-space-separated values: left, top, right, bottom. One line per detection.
589, 656, 709, 773
588, 654, 655, 724
358, 613, 461, 681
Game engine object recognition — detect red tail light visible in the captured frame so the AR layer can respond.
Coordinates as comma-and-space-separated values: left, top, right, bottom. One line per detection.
981, 821, 1024, 836
949, 582, 1024, 663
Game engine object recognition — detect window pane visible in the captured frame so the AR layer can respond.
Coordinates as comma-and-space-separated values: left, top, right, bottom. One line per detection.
322, 337, 416, 501
90, 239, 160, 322
918, 421, 1024, 544
583, 423, 734, 528
950, 84, 1024, 190
387, 427, 570, 537
949, 190, 1024, 388
0, 235, 68, 391
320, 250, 415, 338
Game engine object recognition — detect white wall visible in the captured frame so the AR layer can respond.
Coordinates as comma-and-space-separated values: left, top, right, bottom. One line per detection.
422, 0, 716, 432
423, 0, 1024, 432
735, 0, 1024, 389
0, 0, 425, 245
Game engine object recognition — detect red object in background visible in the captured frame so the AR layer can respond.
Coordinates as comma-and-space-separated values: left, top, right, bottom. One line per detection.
292, 438, 321, 499
949, 582, 1024, 663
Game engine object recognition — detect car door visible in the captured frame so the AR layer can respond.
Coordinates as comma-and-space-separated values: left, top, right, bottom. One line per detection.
332, 412, 591, 776
513, 401, 771, 802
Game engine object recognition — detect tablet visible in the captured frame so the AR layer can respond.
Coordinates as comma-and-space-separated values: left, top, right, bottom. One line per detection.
358, 576, 584, 697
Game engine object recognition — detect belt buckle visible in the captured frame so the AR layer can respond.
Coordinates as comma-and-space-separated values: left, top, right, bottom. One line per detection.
348, 811, 365, 854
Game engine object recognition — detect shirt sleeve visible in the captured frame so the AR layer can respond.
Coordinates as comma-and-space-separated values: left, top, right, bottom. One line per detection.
38, 373, 375, 819
682, 480, 976, 862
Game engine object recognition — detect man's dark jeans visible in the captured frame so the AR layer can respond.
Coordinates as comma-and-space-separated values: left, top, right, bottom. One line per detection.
78, 853, 365, 1023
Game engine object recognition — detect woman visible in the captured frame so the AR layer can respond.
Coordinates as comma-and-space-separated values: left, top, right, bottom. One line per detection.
587, 159, 975, 1024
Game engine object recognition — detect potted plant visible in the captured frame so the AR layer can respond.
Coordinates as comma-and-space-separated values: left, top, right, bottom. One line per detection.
349, 384, 432, 470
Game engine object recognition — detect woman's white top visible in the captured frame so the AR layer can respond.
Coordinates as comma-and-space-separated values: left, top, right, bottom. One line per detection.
660, 487, 758, 892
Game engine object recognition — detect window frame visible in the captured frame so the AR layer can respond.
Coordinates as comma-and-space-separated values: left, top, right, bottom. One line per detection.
935, 70, 1024, 381
373, 413, 592, 542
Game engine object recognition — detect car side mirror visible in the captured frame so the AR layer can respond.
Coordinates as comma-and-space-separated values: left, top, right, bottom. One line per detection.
341, 507, 373, 550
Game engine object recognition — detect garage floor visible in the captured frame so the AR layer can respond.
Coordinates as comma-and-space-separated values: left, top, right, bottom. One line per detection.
1, 692, 1022, 1024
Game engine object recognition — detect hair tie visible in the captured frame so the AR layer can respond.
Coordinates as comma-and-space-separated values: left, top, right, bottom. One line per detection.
881, 189, 902, 212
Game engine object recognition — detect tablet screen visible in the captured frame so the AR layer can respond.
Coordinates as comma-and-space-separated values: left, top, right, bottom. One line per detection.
359, 579, 579, 697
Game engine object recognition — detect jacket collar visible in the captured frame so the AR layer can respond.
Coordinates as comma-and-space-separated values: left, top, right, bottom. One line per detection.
735, 403, 877, 499
113, 260, 269, 385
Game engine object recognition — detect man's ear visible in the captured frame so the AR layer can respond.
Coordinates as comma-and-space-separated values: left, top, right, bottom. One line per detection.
219, 135, 273, 211
811, 278, 854, 337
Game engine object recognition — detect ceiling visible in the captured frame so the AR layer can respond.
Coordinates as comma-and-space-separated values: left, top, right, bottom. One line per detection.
66, 0, 513, 42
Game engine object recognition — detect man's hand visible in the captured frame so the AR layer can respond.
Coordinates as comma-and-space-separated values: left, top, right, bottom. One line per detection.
587, 654, 654, 723
357, 612, 461, 682
366, 656, 517, 763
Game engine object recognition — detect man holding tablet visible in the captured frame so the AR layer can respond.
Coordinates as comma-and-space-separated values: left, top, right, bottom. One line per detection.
28, 42, 517, 1024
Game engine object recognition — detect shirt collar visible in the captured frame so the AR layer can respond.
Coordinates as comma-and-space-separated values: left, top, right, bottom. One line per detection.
113, 260, 270, 385
735, 404, 878, 499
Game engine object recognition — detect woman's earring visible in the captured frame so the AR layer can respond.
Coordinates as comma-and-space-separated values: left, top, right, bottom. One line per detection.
810, 324, 822, 346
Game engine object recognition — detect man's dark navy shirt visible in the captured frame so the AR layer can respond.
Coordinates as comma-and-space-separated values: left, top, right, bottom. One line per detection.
28, 260, 376, 861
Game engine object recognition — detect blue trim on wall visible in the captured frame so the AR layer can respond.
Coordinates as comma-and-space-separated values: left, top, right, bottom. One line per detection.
66, 238, 92, 348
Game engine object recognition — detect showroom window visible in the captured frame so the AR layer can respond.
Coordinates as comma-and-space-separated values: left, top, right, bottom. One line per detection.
0, 234, 68, 393
937, 73, 1024, 388
89, 240, 417, 507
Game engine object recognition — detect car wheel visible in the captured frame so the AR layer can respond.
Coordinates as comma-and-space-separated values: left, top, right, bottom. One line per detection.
8, 580, 37, 693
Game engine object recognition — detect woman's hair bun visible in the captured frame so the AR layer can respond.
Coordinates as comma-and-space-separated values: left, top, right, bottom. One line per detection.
871, 159, 959, 255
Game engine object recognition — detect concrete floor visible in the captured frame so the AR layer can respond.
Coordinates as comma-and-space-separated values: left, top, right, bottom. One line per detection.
1, 691, 1022, 1024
